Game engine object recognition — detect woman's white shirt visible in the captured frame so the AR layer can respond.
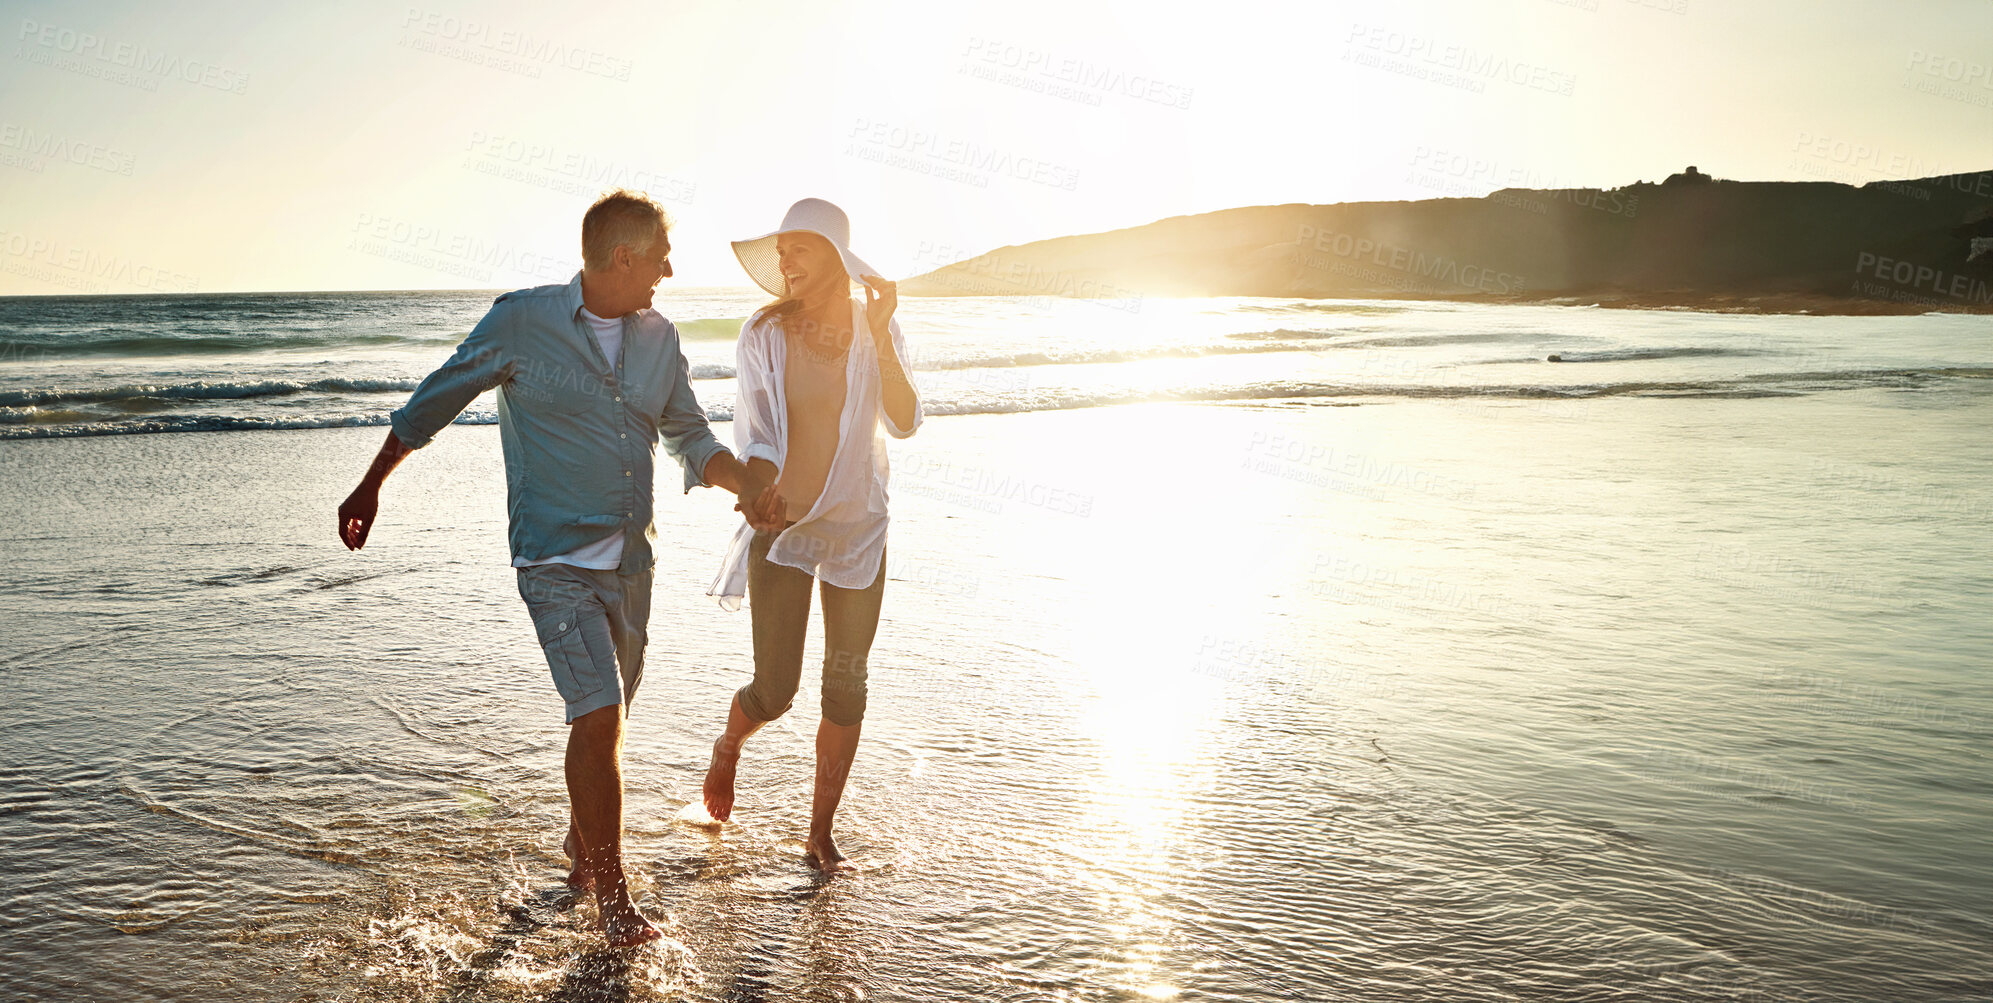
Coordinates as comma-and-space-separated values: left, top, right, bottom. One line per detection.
708, 298, 921, 610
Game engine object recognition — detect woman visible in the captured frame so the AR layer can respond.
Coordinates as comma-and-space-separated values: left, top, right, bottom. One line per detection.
704, 198, 922, 873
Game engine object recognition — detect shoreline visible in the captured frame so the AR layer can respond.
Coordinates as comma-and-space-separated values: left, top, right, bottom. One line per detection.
4, 287, 1985, 316
3, 389, 1988, 1002
903, 288, 1993, 317
1426, 288, 1993, 316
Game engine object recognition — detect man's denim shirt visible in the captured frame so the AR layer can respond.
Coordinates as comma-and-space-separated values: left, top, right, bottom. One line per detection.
389, 273, 731, 574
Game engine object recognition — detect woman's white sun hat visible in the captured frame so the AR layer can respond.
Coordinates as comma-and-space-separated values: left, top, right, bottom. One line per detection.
731, 198, 883, 297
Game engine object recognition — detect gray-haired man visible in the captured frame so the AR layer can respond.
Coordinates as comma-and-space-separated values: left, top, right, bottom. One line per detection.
338, 190, 785, 946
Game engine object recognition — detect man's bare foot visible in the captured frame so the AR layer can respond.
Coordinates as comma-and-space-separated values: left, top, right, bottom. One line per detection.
599, 894, 663, 948
579, 841, 660, 947
703, 738, 739, 822
563, 823, 594, 892
803, 832, 858, 874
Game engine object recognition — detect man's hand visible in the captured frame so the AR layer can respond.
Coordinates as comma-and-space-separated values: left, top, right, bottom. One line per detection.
734, 477, 788, 531
753, 483, 788, 529
338, 486, 379, 550
705, 452, 787, 531
339, 431, 413, 551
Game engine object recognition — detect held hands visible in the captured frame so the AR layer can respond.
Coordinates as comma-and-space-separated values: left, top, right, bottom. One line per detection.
734, 478, 787, 532
861, 275, 896, 341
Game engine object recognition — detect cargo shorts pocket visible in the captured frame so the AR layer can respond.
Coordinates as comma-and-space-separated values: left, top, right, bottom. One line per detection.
530, 605, 607, 705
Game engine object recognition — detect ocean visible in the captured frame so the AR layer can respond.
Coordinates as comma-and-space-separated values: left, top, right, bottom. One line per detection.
6, 288, 1990, 441
0, 289, 1988, 1001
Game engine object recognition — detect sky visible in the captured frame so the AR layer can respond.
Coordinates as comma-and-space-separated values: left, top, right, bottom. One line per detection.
1, 0, 1990, 294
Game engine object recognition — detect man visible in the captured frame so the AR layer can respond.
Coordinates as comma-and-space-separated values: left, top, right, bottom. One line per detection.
337, 189, 784, 947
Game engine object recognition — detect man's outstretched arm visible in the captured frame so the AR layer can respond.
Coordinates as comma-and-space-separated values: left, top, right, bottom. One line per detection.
339, 304, 515, 551
339, 431, 414, 550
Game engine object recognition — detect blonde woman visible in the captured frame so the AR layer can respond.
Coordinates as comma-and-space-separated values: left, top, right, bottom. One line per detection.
704, 199, 921, 872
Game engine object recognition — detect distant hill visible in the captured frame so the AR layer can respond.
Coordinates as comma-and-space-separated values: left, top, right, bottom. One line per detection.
902, 168, 1993, 313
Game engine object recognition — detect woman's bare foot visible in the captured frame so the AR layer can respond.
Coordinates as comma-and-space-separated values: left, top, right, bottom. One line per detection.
563, 822, 594, 892
803, 832, 858, 874
703, 738, 739, 822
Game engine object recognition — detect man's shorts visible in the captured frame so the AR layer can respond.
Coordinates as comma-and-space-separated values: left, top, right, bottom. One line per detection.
515, 564, 653, 723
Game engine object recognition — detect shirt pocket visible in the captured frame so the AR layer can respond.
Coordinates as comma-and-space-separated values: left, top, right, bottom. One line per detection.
512, 357, 605, 415
530, 605, 607, 704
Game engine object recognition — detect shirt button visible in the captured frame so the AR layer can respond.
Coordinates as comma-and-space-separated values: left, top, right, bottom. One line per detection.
557, 621, 568, 631
620, 433, 627, 439
623, 470, 631, 477
614, 396, 622, 402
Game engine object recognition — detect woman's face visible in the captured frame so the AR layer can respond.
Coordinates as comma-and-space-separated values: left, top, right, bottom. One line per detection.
775, 232, 846, 302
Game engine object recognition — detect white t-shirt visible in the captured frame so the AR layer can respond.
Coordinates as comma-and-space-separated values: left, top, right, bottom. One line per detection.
514, 307, 627, 570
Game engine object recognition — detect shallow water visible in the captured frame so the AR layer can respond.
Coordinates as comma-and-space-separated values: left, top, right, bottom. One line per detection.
1, 300, 1990, 1001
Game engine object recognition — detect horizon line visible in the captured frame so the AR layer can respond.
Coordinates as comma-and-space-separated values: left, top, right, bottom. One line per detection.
8, 167, 1989, 299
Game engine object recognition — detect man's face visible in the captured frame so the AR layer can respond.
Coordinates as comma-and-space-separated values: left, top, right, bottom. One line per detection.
775, 232, 843, 301
626, 228, 672, 308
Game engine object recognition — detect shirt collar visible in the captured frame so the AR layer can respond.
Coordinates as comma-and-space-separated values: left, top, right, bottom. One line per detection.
565, 271, 658, 327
